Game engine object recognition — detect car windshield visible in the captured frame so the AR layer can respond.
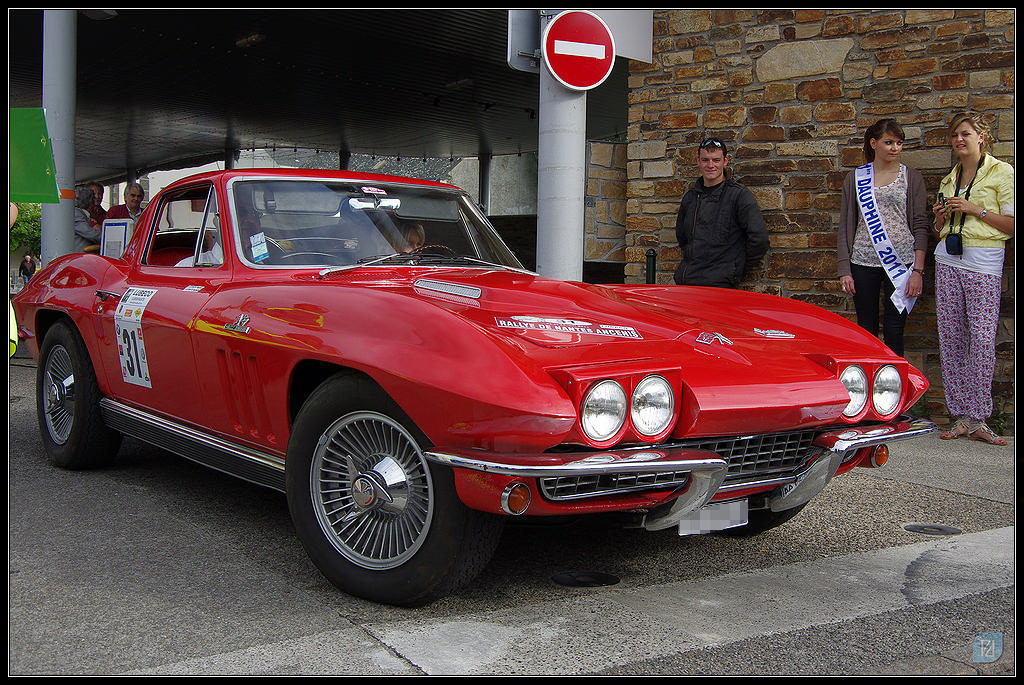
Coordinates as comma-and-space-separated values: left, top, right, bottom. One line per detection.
228, 178, 525, 270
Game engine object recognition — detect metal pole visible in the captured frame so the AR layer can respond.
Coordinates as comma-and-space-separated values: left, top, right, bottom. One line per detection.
40, 10, 77, 263
478, 152, 492, 214
535, 31, 586, 281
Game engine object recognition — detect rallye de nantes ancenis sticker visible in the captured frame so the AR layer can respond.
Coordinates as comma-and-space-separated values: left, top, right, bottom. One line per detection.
495, 315, 642, 339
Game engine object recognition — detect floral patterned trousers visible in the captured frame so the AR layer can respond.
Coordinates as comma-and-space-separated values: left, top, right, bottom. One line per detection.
934, 262, 1002, 422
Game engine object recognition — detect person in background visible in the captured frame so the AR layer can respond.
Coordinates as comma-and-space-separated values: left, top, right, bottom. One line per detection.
10, 202, 19, 357
673, 137, 768, 288
837, 118, 929, 357
931, 111, 1014, 446
73, 185, 101, 251
105, 182, 145, 221
87, 181, 107, 225
19, 253, 37, 286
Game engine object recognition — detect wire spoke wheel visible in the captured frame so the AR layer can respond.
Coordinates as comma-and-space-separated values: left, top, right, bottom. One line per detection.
310, 411, 433, 570
41, 344, 76, 445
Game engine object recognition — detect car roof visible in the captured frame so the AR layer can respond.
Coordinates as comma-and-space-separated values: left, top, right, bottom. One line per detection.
164, 168, 462, 193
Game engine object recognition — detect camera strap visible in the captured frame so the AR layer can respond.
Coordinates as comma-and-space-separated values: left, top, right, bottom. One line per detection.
949, 154, 986, 235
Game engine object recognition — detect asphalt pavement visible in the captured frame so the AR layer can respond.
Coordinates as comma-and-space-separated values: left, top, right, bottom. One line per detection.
7, 340, 1015, 675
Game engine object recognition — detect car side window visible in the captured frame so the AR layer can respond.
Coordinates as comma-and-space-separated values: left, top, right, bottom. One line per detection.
144, 185, 220, 267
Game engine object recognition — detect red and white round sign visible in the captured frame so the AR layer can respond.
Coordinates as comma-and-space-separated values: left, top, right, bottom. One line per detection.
542, 10, 616, 91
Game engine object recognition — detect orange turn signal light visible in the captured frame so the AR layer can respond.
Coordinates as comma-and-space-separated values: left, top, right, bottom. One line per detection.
869, 444, 889, 468
501, 482, 531, 515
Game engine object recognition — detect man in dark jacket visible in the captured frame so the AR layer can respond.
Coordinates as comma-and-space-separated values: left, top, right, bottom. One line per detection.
673, 138, 769, 287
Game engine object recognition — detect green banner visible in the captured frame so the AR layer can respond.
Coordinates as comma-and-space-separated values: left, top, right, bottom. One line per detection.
9, 108, 60, 203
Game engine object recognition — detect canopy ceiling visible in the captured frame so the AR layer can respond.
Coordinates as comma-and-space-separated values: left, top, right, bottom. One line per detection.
9, 9, 629, 184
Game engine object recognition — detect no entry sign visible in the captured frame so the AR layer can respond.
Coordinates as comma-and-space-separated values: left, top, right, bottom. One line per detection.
542, 10, 616, 91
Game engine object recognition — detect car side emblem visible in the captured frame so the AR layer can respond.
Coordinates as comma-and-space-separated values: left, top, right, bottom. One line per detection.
224, 313, 251, 334
696, 331, 732, 346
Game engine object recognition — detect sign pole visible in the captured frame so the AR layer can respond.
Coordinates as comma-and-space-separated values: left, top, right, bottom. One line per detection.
40, 10, 77, 263
535, 62, 587, 282
535, 10, 617, 282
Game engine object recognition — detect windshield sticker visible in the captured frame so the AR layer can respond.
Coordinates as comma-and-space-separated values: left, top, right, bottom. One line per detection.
360, 186, 387, 195
250, 232, 269, 262
496, 315, 642, 339
113, 287, 157, 388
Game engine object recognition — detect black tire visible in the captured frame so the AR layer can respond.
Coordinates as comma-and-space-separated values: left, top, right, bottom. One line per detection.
718, 502, 808, 537
36, 320, 122, 469
285, 374, 503, 606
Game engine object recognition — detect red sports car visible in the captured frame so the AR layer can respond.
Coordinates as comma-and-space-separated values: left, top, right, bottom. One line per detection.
13, 168, 935, 606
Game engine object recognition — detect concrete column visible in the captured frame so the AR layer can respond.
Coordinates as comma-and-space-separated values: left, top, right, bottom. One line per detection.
478, 152, 492, 213
40, 9, 77, 263
535, 64, 587, 281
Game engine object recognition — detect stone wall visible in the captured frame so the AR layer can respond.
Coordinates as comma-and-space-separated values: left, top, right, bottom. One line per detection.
585, 141, 628, 263
625, 9, 1015, 431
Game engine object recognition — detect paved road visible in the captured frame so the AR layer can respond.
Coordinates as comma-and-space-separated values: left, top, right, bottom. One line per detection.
8, 344, 1015, 675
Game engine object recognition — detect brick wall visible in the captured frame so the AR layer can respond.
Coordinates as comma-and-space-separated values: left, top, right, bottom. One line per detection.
585, 141, 628, 264
624, 9, 1015, 431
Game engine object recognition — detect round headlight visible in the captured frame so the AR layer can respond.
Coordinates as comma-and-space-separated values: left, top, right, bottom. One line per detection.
872, 365, 903, 416
581, 380, 627, 442
840, 365, 868, 417
631, 375, 675, 437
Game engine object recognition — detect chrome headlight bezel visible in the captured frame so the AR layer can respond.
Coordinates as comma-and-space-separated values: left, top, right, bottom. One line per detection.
580, 379, 627, 442
631, 374, 675, 437
872, 364, 903, 417
840, 364, 868, 417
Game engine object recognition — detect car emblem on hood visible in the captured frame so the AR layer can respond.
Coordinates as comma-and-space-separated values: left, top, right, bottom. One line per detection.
696, 331, 732, 346
754, 327, 795, 338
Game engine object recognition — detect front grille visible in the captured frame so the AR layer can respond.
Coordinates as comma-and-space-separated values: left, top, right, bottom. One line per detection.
685, 430, 820, 481
538, 430, 820, 501
540, 470, 690, 501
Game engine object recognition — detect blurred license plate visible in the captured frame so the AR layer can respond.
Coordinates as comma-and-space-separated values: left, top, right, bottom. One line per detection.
677, 499, 748, 536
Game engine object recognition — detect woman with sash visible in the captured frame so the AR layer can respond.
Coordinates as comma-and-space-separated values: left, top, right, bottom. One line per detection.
931, 111, 1014, 445
838, 118, 929, 358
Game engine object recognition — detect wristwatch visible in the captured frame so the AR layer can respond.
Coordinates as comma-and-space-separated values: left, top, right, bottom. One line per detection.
980, 209, 988, 220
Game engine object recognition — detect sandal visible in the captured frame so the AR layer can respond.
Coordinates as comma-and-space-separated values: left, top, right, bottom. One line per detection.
940, 416, 970, 440
968, 423, 1008, 446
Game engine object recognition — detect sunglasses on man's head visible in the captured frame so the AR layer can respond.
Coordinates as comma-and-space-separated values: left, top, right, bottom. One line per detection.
699, 138, 726, 152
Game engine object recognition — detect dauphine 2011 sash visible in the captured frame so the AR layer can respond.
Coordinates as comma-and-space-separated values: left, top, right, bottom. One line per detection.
854, 163, 916, 314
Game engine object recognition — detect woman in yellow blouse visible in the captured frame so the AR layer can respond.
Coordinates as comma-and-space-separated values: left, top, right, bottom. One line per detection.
931, 111, 1014, 445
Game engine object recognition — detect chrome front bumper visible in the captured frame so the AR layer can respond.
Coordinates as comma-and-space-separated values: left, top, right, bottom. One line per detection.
426, 415, 938, 529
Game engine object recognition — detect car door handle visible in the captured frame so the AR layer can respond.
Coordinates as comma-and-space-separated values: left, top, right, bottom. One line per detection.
95, 290, 123, 302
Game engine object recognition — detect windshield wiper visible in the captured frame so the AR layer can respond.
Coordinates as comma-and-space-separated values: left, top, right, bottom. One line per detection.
316, 252, 400, 278
316, 252, 535, 279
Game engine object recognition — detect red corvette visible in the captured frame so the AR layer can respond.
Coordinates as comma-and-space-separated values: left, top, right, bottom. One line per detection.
14, 169, 935, 606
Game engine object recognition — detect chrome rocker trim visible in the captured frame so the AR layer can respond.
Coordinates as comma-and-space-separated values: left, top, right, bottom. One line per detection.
100, 398, 286, 492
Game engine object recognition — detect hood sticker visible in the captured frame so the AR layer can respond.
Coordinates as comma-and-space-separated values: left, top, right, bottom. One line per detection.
496, 315, 642, 340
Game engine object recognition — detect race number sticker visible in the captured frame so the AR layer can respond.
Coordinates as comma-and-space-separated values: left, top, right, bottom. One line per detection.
113, 287, 157, 388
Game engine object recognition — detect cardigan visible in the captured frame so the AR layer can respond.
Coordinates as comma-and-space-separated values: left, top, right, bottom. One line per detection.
837, 164, 930, 279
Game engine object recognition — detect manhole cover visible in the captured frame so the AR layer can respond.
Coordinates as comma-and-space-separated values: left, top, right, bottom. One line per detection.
904, 523, 962, 536
551, 571, 620, 588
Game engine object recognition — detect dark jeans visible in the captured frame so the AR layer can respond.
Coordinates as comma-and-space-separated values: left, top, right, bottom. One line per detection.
850, 263, 908, 357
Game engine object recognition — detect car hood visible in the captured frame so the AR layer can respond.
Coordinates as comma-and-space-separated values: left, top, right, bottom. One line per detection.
386, 268, 889, 435
390, 268, 883, 355
308, 267, 899, 436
